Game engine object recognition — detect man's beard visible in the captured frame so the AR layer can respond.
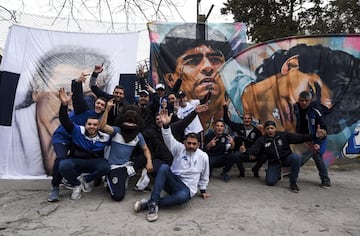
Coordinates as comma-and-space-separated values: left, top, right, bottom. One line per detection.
121, 124, 139, 143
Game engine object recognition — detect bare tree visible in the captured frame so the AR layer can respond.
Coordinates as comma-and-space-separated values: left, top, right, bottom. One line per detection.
0, 5, 18, 23
0, 0, 187, 31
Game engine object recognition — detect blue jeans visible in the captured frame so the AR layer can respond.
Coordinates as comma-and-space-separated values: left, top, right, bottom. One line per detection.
59, 158, 110, 186
266, 153, 301, 186
209, 154, 235, 176
51, 143, 70, 187
312, 152, 330, 182
150, 164, 191, 208
301, 141, 330, 182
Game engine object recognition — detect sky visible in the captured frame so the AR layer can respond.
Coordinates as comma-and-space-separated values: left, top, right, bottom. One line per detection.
0, 0, 233, 23
0, 0, 234, 60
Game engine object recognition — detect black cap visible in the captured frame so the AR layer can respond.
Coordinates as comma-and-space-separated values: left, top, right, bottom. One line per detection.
177, 90, 186, 97
264, 120, 276, 128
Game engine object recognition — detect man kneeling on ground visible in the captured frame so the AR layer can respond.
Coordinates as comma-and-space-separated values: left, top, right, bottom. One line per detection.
247, 120, 327, 193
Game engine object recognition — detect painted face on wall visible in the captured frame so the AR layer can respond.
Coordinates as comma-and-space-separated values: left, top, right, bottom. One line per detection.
33, 63, 93, 174
242, 56, 332, 132
175, 45, 226, 101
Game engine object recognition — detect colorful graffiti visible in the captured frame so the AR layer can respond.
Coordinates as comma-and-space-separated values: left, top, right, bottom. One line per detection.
148, 22, 247, 131
219, 35, 360, 165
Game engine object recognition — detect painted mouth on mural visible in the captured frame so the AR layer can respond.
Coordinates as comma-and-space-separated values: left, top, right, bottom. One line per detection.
200, 78, 214, 84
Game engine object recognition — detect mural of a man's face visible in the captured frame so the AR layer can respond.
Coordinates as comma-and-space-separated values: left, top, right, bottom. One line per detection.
242, 56, 332, 132
173, 45, 226, 101
32, 63, 93, 173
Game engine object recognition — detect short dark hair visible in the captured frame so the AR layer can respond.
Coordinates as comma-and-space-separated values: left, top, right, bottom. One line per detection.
96, 97, 107, 103
87, 116, 99, 121
184, 132, 200, 142
299, 91, 312, 100
214, 119, 225, 126
114, 85, 125, 91
158, 23, 233, 75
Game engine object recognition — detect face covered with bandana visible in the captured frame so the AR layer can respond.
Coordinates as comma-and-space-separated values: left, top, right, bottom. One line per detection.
115, 105, 144, 143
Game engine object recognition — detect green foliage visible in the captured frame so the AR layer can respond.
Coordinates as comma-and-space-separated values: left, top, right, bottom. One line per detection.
221, 0, 360, 43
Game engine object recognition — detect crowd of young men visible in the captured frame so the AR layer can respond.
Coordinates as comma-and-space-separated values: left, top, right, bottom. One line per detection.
47, 64, 330, 223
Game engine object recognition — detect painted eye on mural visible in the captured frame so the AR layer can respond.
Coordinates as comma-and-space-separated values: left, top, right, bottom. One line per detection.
183, 55, 202, 66
208, 55, 224, 65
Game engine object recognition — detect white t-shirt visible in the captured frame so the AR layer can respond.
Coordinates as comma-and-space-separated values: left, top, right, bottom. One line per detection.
176, 100, 203, 134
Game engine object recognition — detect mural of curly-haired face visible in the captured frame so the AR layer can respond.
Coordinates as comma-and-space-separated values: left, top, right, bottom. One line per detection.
242, 56, 332, 132
33, 64, 95, 174
165, 44, 226, 129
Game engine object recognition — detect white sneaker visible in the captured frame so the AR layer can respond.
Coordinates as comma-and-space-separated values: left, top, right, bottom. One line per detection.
79, 175, 92, 193
71, 185, 82, 200
146, 202, 159, 222
134, 198, 148, 212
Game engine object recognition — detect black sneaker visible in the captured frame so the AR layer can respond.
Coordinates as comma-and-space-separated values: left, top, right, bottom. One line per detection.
146, 202, 159, 222
321, 180, 331, 189
238, 172, 245, 178
290, 183, 300, 193
221, 172, 230, 182
60, 178, 73, 189
93, 177, 103, 187
251, 167, 260, 178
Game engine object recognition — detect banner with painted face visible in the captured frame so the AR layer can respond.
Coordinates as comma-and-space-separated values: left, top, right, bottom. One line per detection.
0, 25, 139, 178
147, 22, 247, 131
219, 35, 360, 165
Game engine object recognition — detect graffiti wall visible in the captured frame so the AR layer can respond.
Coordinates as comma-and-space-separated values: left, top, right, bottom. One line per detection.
219, 35, 360, 165
148, 22, 247, 130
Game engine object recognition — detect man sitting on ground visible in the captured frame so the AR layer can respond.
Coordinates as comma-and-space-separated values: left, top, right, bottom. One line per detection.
134, 109, 210, 222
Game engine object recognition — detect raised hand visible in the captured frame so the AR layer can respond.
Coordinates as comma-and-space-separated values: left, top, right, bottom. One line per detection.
137, 64, 144, 77
94, 64, 104, 74
106, 98, 115, 111
209, 136, 218, 148
195, 104, 209, 114
159, 109, 172, 126
145, 84, 155, 93
75, 72, 89, 83
58, 88, 72, 106
316, 124, 327, 138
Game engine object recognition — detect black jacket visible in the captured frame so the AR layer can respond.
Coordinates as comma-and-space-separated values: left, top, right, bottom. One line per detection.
248, 131, 315, 165
223, 105, 262, 151
142, 109, 200, 165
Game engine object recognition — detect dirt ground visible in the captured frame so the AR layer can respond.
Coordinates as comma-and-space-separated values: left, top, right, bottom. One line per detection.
0, 160, 359, 236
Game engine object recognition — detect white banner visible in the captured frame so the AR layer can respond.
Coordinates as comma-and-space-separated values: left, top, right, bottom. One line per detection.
0, 25, 139, 178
